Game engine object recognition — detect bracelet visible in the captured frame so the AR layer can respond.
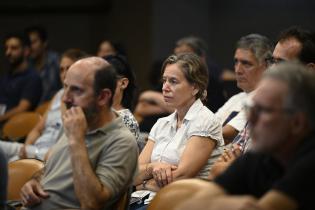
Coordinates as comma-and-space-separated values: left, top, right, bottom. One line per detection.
142, 180, 148, 189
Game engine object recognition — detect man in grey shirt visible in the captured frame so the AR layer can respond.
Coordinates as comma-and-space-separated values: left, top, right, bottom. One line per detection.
20, 57, 138, 210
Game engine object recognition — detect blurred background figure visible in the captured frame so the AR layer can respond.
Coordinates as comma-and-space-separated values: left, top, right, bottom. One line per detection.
25, 25, 61, 103
0, 32, 42, 126
97, 39, 126, 57
0, 48, 87, 162
174, 36, 226, 111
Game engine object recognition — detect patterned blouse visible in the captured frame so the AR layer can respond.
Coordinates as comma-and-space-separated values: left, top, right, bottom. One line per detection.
116, 109, 145, 151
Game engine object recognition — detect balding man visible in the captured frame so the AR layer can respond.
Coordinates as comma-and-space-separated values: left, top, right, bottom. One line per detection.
21, 57, 138, 210
272, 26, 315, 69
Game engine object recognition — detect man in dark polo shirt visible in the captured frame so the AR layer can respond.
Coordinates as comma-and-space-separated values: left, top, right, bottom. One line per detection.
153, 62, 315, 210
0, 32, 42, 124
20, 57, 138, 210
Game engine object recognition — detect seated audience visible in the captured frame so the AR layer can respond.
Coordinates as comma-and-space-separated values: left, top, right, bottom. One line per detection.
131, 53, 224, 210
25, 25, 61, 103
20, 57, 138, 210
0, 32, 42, 125
0, 49, 87, 161
0, 148, 7, 210
215, 34, 273, 143
104, 54, 143, 151
0, 52, 144, 162
165, 62, 315, 210
210, 26, 315, 179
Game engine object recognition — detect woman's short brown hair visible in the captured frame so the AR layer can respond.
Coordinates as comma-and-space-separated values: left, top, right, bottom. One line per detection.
161, 53, 209, 102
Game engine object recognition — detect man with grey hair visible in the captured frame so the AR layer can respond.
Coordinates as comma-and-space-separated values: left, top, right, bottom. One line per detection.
20, 57, 138, 210
215, 34, 274, 143
153, 61, 315, 210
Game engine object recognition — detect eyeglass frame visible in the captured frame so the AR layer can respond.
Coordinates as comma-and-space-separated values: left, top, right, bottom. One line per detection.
243, 98, 295, 118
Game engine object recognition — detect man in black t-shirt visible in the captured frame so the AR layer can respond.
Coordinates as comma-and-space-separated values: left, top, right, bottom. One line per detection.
151, 62, 315, 210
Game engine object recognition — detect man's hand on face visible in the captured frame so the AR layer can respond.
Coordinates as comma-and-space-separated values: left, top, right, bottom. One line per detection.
63, 106, 88, 145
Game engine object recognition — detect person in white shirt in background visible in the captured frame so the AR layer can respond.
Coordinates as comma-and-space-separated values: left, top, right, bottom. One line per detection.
215, 34, 274, 144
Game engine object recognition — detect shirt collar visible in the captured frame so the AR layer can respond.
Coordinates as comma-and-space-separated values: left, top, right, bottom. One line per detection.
184, 99, 204, 120
165, 99, 204, 129
248, 90, 256, 97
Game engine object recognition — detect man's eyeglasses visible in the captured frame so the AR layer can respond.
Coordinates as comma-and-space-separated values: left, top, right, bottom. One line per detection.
244, 99, 294, 117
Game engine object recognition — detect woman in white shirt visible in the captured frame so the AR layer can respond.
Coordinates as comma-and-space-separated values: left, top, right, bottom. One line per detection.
131, 53, 224, 209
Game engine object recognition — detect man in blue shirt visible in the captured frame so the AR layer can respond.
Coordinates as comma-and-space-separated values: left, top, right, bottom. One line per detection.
25, 25, 61, 103
0, 32, 42, 124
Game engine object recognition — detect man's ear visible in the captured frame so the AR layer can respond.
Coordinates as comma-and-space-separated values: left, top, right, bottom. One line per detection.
290, 112, 308, 136
97, 88, 112, 107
